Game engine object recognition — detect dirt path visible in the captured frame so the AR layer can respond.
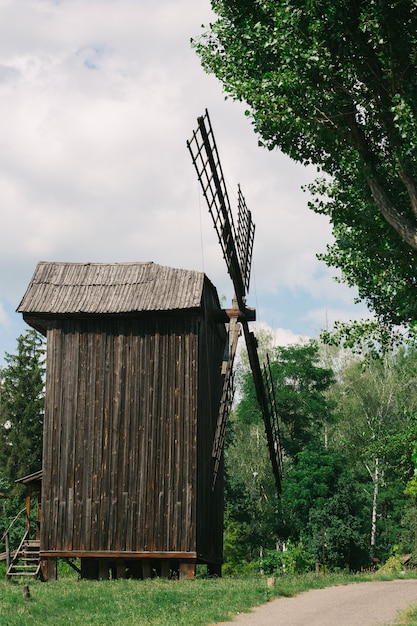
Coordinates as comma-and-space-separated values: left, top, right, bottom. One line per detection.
217, 579, 417, 626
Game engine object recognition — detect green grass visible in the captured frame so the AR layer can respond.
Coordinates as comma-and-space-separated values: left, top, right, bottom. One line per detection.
395, 605, 417, 625
0, 563, 416, 626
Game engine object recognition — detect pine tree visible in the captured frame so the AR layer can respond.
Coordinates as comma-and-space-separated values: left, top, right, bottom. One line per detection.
0, 330, 45, 491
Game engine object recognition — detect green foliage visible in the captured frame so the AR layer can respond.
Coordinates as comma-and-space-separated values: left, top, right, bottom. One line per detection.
378, 549, 404, 575
259, 543, 314, 576
307, 483, 369, 571
270, 342, 335, 457
321, 319, 417, 357
222, 511, 252, 575
223, 418, 279, 568
404, 442, 417, 499
282, 447, 348, 533
328, 345, 417, 561
281, 446, 369, 570
237, 340, 335, 458
195, 2, 417, 325
0, 476, 26, 553
404, 477, 417, 500
398, 504, 417, 557
225, 331, 417, 573
223, 339, 336, 572
0, 330, 45, 490
1, 570, 413, 625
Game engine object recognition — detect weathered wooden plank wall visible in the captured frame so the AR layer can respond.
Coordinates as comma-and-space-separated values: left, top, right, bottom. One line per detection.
196, 291, 225, 565
41, 315, 203, 556
20, 263, 227, 571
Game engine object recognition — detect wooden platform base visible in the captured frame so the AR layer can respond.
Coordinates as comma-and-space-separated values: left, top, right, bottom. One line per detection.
81, 557, 196, 580
40, 556, 222, 581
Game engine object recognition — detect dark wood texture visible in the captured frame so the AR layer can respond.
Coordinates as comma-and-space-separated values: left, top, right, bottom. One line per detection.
20, 263, 226, 571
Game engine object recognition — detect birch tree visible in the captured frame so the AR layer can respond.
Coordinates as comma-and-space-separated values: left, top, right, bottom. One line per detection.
334, 348, 417, 558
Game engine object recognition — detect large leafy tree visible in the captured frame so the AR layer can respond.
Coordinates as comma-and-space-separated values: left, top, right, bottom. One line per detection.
282, 446, 369, 570
237, 341, 335, 458
331, 345, 417, 560
224, 335, 417, 570
0, 330, 45, 491
194, 1, 417, 324
223, 339, 335, 569
223, 417, 278, 568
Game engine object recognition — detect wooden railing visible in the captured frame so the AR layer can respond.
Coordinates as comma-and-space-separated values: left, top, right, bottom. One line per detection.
0, 507, 27, 569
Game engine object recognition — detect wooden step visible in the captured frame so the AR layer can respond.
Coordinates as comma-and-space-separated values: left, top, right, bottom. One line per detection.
7, 563, 40, 576
6, 535, 41, 580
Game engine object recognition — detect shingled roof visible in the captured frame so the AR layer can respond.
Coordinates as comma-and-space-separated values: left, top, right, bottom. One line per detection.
18, 261, 208, 315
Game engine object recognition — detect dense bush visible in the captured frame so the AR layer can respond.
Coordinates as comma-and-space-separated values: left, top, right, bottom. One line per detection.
258, 543, 314, 576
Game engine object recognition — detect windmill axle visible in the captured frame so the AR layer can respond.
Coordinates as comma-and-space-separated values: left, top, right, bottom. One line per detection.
212, 306, 256, 323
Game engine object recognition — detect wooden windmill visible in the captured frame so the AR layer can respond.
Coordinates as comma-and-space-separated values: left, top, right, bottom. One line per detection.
18, 261, 227, 580
187, 110, 283, 495
14, 110, 281, 583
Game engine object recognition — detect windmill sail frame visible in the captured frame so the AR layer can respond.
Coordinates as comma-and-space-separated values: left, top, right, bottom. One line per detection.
188, 110, 283, 495
187, 109, 253, 310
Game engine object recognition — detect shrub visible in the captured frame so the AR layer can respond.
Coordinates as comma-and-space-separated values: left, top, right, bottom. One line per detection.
258, 543, 314, 576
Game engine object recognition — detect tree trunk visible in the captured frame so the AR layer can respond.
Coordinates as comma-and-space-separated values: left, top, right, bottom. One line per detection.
370, 457, 379, 560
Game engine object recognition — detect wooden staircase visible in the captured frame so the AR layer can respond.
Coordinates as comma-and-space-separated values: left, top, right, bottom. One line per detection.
6, 530, 41, 580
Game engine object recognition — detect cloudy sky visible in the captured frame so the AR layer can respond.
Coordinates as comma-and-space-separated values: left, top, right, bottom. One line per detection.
0, 0, 368, 365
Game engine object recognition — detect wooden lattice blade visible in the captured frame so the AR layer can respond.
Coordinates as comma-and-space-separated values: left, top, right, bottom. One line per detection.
242, 321, 283, 495
187, 110, 253, 305
211, 316, 240, 490
237, 186, 255, 295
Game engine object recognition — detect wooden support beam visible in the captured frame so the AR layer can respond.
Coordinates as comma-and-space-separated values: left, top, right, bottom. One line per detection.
212, 307, 256, 323
116, 560, 126, 579
208, 563, 222, 578
25, 485, 31, 531
179, 562, 195, 580
142, 559, 152, 579
80, 558, 99, 580
160, 560, 170, 579
41, 557, 57, 581
98, 560, 109, 580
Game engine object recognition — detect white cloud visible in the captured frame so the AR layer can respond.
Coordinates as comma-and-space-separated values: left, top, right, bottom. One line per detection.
0, 301, 9, 329
302, 305, 373, 334
0, 0, 367, 364
255, 322, 309, 348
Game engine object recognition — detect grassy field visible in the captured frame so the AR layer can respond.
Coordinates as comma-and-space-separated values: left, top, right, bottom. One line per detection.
1, 563, 416, 625
396, 605, 417, 625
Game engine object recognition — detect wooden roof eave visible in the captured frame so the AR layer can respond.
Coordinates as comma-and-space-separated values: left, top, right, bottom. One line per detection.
15, 469, 43, 485
22, 307, 207, 334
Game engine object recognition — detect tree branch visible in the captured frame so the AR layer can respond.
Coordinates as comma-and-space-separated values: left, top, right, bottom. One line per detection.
346, 108, 417, 251
366, 175, 417, 250
399, 167, 417, 220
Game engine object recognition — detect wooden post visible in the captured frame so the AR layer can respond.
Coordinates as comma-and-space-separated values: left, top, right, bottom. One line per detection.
179, 562, 195, 580
36, 502, 41, 540
5, 532, 10, 570
98, 560, 109, 580
208, 563, 222, 578
161, 560, 170, 579
25, 485, 31, 532
142, 559, 152, 579
81, 558, 99, 580
116, 560, 126, 579
41, 557, 57, 581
